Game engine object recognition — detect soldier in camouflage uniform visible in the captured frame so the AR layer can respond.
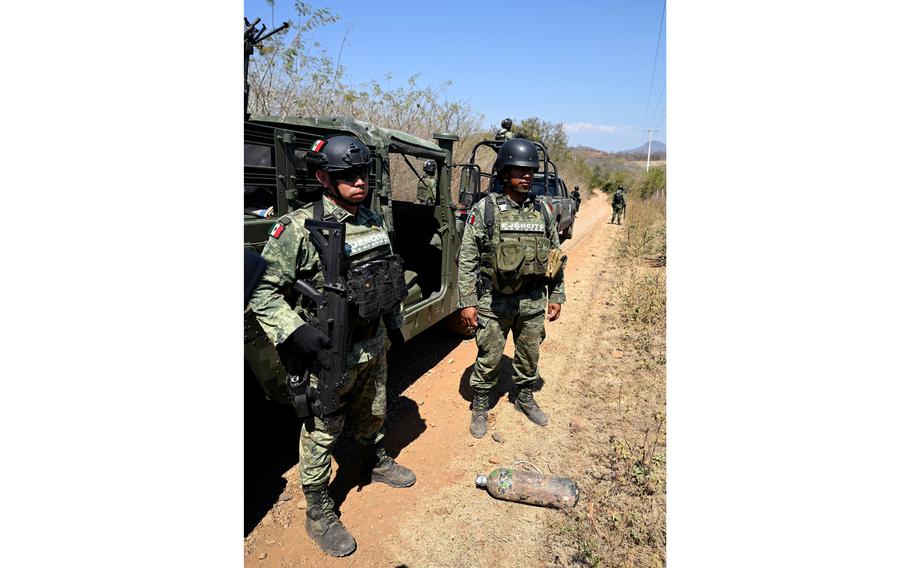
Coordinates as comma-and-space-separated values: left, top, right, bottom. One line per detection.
416, 159, 437, 206
457, 138, 567, 438
495, 117, 515, 141
571, 186, 582, 211
611, 185, 626, 225
250, 135, 415, 557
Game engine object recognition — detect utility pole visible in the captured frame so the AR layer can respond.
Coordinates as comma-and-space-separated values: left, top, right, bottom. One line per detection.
644, 128, 660, 172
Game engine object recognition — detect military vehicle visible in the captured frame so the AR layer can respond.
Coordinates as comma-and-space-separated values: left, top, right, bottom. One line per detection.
244, 19, 475, 401
527, 171, 577, 240
244, 115, 470, 401
454, 139, 577, 241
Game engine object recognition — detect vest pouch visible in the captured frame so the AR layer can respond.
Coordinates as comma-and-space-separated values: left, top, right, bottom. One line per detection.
371, 255, 408, 314
535, 237, 550, 263
346, 255, 408, 320
346, 264, 382, 320
495, 241, 526, 274
518, 236, 549, 277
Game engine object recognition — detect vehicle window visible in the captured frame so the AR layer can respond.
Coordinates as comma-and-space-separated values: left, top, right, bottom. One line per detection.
244, 143, 276, 217
387, 152, 438, 205
244, 143, 273, 166
530, 176, 560, 197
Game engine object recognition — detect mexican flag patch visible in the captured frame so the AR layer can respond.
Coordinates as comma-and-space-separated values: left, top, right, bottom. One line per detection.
269, 223, 285, 239
468, 213, 476, 225
311, 139, 326, 152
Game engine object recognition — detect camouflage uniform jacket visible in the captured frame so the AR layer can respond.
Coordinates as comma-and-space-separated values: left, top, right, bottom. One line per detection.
250, 194, 403, 362
457, 193, 566, 308
416, 176, 437, 204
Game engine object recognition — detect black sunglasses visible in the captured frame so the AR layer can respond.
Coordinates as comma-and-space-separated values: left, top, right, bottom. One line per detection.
330, 166, 371, 182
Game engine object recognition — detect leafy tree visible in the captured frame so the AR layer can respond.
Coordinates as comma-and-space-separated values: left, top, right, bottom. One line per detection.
247, 1, 482, 140
590, 165, 604, 188
638, 166, 666, 199
513, 117, 569, 160
601, 170, 633, 194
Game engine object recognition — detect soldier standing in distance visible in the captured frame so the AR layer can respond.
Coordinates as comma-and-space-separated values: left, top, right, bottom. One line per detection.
457, 138, 566, 438
571, 186, 582, 211
416, 159, 437, 206
611, 185, 626, 225
495, 117, 515, 140
249, 135, 415, 558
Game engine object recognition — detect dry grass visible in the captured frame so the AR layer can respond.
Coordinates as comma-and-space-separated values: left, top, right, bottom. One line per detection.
546, 194, 666, 567
616, 195, 666, 267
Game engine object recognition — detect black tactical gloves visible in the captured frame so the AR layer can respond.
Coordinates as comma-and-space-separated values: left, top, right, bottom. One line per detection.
278, 323, 332, 374
278, 324, 332, 418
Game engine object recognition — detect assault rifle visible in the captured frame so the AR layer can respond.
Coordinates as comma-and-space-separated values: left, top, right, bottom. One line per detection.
288, 218, 351, 418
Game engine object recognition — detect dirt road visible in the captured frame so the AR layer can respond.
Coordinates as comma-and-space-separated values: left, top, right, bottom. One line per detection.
245, 191, 625, 566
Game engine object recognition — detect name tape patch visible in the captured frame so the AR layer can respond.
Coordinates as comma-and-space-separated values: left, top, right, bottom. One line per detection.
500, 222, 544, 233
344, 230, 391, 256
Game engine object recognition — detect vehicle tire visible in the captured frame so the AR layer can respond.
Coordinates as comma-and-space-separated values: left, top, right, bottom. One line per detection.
445, 311, 476, 338
563, 220, 574, 240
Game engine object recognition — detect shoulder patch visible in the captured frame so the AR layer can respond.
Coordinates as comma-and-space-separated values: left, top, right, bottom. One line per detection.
269, 216, 291, 239
468, 212, 476, 225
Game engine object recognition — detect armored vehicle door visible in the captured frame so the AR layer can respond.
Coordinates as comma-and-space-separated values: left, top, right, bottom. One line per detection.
383, 134, 458, 338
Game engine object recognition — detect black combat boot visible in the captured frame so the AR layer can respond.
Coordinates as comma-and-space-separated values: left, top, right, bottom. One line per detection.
470, 390, 490, 438
302, 484, 356, 557
515, 387, 549, 426
364, 445, 416, 488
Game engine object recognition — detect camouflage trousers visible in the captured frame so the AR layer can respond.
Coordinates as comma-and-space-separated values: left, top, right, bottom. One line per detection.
298, 331, 389, 487
611, 205, 625, 224
470, 286, 548, 393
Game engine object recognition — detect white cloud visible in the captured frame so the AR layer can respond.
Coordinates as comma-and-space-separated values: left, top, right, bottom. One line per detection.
561, 122, 621, 134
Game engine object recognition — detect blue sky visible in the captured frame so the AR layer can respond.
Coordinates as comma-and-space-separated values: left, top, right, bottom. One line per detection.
244, 0, 665, 152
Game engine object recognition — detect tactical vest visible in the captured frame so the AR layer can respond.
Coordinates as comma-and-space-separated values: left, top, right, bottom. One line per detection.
308, 199, 407, 323
479, 194, 552, 295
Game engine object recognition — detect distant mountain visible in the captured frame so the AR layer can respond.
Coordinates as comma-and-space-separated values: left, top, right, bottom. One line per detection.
619, 141, 666, 155
567, 141, 666, 173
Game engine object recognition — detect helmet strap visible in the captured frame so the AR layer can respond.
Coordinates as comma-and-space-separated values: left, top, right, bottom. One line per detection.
326, 179, 362, 207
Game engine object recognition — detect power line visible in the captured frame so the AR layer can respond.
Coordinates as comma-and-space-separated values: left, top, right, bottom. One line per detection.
653, 104, 666, 133
648, 81, 666, 130
642, 0, 666, 128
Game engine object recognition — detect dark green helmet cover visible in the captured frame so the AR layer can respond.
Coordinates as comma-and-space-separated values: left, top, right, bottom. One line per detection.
493, 138, 539, 175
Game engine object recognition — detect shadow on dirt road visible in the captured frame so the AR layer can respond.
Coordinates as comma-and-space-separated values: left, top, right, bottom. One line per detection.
244, 319, 466, 535
456, 353, 547, 409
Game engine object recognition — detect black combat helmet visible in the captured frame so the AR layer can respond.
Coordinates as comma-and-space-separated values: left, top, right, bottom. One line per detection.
423, 160, 436, 175
493, 138, 540, 175
306, 135, 372, 173
501, 118, 512, 129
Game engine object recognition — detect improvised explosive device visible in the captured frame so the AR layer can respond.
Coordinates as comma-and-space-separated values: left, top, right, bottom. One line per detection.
475, 465, 579, 509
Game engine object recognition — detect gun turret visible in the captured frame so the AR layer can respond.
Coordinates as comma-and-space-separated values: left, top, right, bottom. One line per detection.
244, 17, 290, 119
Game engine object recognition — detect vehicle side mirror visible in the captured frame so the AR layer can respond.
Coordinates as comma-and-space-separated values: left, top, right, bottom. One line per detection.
458, 166, 480, 205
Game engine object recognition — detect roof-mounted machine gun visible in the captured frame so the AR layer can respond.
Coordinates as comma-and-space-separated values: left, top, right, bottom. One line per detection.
244, 17, 290, 119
